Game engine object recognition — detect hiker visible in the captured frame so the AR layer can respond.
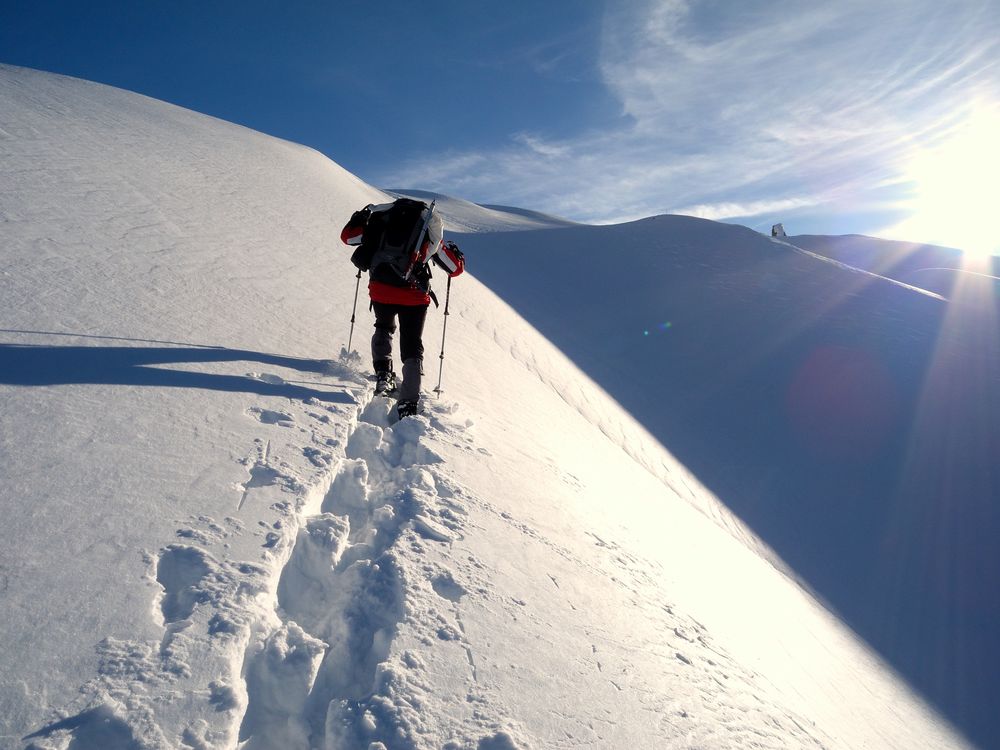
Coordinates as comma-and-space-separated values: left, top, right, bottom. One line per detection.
341, 198, 464, 419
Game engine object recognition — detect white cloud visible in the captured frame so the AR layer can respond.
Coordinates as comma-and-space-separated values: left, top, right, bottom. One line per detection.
511, 133, 570, 159
673, 197, 822, 222
376, 0, 1000, 234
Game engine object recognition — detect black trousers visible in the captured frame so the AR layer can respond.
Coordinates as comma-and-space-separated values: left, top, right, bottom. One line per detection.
371, 301, 428, 401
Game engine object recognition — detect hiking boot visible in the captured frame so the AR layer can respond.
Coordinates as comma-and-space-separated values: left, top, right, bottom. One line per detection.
396, 399, 420, 420
374, 369, 396, 396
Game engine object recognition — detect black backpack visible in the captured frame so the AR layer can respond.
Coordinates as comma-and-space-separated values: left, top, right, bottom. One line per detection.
351, 199, 431, 287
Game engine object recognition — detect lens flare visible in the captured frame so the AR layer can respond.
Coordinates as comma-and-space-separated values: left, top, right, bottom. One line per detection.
643, 322, 673, 337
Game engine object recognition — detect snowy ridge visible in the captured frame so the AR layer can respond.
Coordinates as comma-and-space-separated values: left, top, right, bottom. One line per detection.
1, 65, 972, 749
787, 234, 1000, 298
461, 216, 1000, 748
772, 237, 946, 300
385, 188, 579, 233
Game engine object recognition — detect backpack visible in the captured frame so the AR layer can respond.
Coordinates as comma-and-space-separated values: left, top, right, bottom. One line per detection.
354, 199, 433, 287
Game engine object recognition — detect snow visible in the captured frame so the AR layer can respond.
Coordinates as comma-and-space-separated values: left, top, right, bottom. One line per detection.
0, 64, 980, 749
458, 221, 1000, 747
787, 234, 1000, 299
384, 189, 579, 234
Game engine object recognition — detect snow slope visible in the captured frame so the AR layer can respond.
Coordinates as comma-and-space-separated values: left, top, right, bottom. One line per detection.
461, 218, 1000, 748
787, 234, 1000, 298
0, 64, 971, 749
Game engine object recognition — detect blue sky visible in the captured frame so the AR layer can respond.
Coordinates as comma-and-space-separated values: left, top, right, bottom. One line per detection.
2, 0, 998, 252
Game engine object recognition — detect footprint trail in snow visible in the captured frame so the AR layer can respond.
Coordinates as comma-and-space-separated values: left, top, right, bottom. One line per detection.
27, 360, 511, 750
238, 388, 501, 749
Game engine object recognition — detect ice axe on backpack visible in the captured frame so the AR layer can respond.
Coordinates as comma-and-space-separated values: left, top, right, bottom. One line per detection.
403, 199, 437, 281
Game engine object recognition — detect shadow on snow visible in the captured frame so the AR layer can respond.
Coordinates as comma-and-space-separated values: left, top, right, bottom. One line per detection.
463, 218, 1000, 749
0, 334, 354, 405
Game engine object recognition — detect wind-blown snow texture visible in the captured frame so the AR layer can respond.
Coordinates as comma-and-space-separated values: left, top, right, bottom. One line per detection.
461, 219, 1000, 748
0, 64, 980, 749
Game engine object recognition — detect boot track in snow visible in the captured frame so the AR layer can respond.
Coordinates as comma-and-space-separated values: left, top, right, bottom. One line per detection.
25, 363, 511, 750
237, 385, 471, 748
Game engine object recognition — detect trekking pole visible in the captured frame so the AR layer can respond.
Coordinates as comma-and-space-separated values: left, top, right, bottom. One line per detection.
346, 268, 362, 356
433, 275, 453, 396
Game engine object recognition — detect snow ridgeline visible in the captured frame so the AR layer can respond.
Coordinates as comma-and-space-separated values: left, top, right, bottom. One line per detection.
384, 189, 579, 234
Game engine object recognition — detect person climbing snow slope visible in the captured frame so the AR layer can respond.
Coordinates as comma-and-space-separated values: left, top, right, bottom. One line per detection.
341, 197, 464, 420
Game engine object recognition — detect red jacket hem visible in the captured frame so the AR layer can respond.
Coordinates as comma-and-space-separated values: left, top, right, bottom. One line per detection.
368, 280, 431, 306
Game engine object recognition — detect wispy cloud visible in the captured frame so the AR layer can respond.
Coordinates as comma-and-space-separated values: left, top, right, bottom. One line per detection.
673, 197, 822, 222
512, 133, 570, 159
377, 0, 999, 235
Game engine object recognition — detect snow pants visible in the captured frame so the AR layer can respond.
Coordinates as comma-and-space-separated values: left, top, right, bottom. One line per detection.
371, 301, 428, 402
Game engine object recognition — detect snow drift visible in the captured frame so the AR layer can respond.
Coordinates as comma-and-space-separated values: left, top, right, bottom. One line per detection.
0, 64, 977, 749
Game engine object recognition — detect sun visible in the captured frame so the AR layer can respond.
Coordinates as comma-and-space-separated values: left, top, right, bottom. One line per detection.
890, 105, 1000, 257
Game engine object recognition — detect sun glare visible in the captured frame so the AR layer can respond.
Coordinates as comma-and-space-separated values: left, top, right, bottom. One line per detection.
892, 106, 1000, 257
